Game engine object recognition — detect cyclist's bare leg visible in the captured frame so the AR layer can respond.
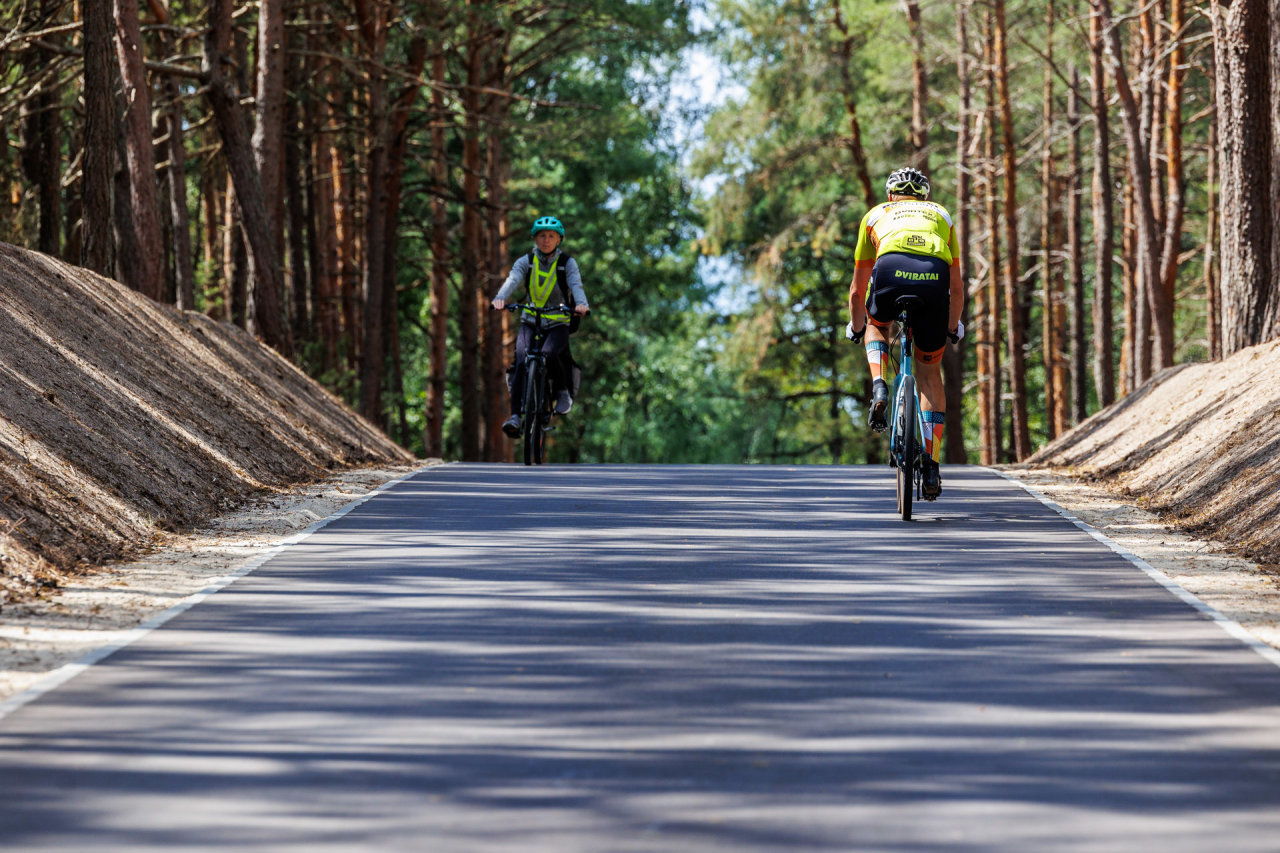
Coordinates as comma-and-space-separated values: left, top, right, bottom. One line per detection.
916, 361, 944, 412
864, 324, 891, 430
917, 362, 947, 483
864, 323, 890, 380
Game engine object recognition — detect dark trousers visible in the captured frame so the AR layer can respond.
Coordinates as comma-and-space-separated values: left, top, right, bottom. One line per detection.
510, 323, 570, 415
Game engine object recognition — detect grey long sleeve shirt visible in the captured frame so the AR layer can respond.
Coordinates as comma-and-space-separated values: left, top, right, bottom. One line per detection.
495, 249, 588, 326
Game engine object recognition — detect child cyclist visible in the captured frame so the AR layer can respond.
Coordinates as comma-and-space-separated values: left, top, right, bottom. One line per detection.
491, 216, 591, 438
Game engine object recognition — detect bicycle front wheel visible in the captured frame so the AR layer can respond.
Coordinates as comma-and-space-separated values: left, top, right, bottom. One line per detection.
896, 376, 916, 521
522, 363, 543, 466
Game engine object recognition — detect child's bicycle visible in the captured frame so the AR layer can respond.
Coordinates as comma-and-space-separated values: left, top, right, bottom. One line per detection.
500, 302, 574, 466
885, 296, 932, 521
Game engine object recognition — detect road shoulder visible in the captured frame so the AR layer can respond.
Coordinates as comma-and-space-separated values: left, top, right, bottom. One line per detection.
0, 463, 433, 704
1002, 465, 1280, 654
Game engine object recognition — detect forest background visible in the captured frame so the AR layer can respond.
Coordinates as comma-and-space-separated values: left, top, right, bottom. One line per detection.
1, 0, 1277, 465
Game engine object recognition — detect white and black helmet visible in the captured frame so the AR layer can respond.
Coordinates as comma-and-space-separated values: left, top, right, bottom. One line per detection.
885, 167, 930, 199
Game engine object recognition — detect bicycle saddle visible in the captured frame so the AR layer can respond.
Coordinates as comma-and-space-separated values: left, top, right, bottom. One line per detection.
894, 295, 926, 325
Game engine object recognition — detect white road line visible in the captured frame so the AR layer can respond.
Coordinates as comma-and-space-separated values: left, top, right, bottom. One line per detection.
0, 465, 432, 722
997, 468, 1280, 672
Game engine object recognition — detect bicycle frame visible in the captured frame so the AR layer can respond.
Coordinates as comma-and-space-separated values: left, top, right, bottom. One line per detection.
503, 303, 570, 466
887, 309, 926, 520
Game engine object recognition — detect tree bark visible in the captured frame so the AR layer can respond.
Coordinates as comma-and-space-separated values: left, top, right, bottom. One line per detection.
20, 1, 61, 258
1066, 67, 1087, 423
994, 0, 1031, 460
945, 0, 971, 465
1157, 0, 1187, 358
310, 49, 341, 375
1097, 0, 1172, 373
1040, 0, 1060, 440
1089, 4, 1116, 406
379, 36, 429, 437
485, 107, 513, 463
357, 0, 390, 428
904, 0, 928, 173
285, 60, 311, 344
253, 0, 286, 252
82, 0, 115, 276
1268, 0, 1280, 341
459, 18, 485, 461
150, 0, 194, 310
203, 0, 293, 356
831, 0, 878, 207
979, 10, 1003, 465
425, 50, 449, 460
1210, 0, 1273, 354
113, 0, 164, 301
1205, 106, 1220, 360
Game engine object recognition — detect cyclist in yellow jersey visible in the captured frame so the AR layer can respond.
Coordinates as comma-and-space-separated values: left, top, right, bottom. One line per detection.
845, 167, 965, 498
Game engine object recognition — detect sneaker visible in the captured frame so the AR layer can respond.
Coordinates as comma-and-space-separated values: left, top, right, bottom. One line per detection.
868, 379, 889, 432
501, 414, 522, 437
922, 458, 942, 499
555, 390, 572, 415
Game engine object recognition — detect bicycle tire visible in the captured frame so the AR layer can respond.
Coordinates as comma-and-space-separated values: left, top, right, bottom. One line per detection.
897, 376, 916, 521
531, 380, 545, 465
522, 361, 541, 466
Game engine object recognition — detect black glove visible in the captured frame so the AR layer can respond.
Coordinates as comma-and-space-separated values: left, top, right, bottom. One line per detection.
845, 321, 865, 344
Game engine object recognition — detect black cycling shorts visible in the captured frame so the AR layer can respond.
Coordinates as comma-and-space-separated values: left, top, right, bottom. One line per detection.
865, 252, 951, 362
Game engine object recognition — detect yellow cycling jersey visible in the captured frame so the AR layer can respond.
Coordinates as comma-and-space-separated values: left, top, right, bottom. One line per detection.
853, 200, 959, 270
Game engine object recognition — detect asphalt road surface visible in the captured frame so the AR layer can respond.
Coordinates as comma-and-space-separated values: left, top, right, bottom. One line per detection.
3, 464, 1280, 852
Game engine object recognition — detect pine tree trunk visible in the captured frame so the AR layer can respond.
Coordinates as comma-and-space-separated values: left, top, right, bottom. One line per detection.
151, 2, 195, 311
905, 0, 928, 172
1205, 108, 1220, 360
1098, 0, 1171, 374
945, 0, 972, 465
459, 35, 484, 461
1210, 0, 1274, 354
224, 176, 248, 327
425, 50, 449, 460
1089, 6, 1116, 407
311, 56, 341, 375
1040, 0, 1059, 440
285, 75, 311, 344
253, 0, 286, 253
82, 0, 115, 276
358, 4, 390, 429
1268, 0, 1280, 341
1157, 0, 1187, 358
203, 0, 293, 356
1066, 68, 1087, 424
381, 37, 428, 443
19, 3, 60, 258
994, 0, 1031, 460
114, 0, 164, 301
333, 138, 362, 385
485, 126, 512, 463
980, 10, 1003, 465
831, 0, 878, 207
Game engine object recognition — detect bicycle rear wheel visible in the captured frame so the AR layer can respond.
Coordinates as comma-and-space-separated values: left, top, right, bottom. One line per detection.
896, 376, 916, 521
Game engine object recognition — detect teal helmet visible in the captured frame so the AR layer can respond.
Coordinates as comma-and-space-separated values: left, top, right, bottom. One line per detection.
531, 216, 565, 238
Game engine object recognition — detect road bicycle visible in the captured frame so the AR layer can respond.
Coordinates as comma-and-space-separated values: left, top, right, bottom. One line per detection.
885, 296, 929, 521
501, 302, 575, 466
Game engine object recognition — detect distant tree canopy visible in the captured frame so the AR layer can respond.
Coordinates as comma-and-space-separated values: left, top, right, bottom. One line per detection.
694, 0, 1280, 464
0, 0, 1276, 464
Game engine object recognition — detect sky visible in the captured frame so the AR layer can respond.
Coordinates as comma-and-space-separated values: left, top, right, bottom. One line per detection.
668, 9, 750, 311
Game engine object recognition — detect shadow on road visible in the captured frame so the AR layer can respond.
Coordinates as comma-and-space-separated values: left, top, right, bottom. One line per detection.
4, 465, 1280, 850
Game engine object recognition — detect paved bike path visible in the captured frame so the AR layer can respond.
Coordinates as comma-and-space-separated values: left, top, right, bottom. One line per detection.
2, 464, 1280, 851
